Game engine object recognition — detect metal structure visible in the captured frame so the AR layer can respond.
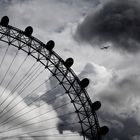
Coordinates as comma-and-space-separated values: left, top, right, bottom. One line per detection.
0, 16, 109, 140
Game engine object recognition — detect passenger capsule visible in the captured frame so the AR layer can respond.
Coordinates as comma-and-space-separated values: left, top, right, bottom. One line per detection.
80, 78, 89, 88
24, 26, 33, 37
100, 126, 109, 135
0, 16, 9, 27
64, 58, 74, 68
45, 40, 55, 51
91, 101, 101, 111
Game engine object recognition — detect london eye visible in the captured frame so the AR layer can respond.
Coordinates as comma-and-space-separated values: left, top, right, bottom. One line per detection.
0, 16, 109, 140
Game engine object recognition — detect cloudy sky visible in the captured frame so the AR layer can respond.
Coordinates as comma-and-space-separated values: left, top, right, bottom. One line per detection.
0, 0, 140, 140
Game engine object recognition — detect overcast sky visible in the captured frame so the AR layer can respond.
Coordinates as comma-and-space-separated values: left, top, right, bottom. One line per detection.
0, 0, 140, 140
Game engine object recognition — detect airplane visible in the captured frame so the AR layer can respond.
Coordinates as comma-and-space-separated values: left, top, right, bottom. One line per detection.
100, 46, 110, 49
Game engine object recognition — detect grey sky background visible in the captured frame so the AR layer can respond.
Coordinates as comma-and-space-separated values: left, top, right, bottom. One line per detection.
0, 0, 140, 140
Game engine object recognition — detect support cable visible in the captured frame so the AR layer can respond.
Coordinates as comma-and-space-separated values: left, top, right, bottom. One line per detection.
0, 55, 28, 108
0, 50, 19, 99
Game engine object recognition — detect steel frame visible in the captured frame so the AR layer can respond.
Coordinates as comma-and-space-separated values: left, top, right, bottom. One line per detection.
0, 24, 101, 140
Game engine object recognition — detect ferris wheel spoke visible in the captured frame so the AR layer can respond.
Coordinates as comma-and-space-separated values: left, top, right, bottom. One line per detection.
0, 133, 81, 139
0, 63, 43, 113
1, 101, 71, 131
0, 61, 39, 111
0, 74, 54, 120
0, 44, 10, 73
1, 111, 76, 133
0, 79, 46, 118
0, 67, 46, 119
0, 81, 64, 127
9, 61, 38, 93
0, 125, 80, 139
0, 55, 28, 109
0, 62, 41, 116
0, 49, 19, 99
0, 87, 67, 127
12, 64, 43, 94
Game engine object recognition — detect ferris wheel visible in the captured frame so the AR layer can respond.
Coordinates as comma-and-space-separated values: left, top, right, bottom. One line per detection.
0, 16, 109, 140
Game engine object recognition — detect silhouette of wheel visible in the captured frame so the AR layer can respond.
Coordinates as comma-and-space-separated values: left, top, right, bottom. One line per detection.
0, 16, 109, 140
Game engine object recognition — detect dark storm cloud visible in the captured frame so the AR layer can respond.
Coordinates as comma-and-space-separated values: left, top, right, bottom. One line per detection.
101, 113, 140, 140
99, 73, 140, 140
76, 0, 140, 53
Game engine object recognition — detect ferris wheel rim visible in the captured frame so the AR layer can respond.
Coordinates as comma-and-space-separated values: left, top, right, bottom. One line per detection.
0, 18, 101, 140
